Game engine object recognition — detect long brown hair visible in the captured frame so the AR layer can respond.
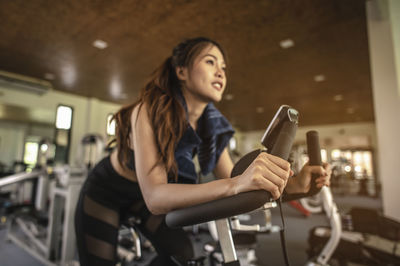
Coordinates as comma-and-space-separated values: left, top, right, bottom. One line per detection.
113, 37, 226, 180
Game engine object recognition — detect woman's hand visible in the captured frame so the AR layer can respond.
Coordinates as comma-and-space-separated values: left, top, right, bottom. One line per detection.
286, 162, 332, 194
233, 152, 294, 199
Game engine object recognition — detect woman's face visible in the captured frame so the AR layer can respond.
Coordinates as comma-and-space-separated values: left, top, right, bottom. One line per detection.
178, 45, 226, 103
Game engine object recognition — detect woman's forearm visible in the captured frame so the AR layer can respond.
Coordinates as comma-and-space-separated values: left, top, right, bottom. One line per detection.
144, 178, 236, 215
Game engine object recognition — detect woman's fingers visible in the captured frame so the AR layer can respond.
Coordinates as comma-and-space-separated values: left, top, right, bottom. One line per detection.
264, 153, 291, 172
258, 153, 291, 180
251, 153, 291, 196
322, 162, 332, 176
250, 163, 285, 195
240, 152, 293, 198
253, 175, 281, 199
307, 165, 328, 176
316, 176, 330, 186
289, 169, 294, 177
315, 163, 332, 187
262, 168, 286, 194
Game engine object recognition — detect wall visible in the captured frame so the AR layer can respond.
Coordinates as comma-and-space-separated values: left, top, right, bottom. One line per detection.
367, 0, 400, 221
237, 122, 377, 155
0, 121, 56, 167
389, 0, 400, 93
0, 122, 26, 166
0, 86, 121, 166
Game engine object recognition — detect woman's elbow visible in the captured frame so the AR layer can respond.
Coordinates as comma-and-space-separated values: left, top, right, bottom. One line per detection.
147, 204, 165, 215
141, 183, 171, 215
145, 198, 167, 215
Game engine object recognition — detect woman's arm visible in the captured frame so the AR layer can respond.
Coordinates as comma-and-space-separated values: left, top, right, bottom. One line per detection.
132, 104, 237, 214
212, 148, 234, 179
132, 105, 292, 215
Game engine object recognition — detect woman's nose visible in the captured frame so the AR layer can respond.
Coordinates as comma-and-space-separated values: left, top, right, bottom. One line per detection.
216, 67, 224, 78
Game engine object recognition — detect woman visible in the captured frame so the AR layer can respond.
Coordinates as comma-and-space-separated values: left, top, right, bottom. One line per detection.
75, 37, 331, 266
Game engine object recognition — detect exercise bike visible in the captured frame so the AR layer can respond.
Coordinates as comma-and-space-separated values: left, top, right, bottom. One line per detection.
307, 203, 400, 265
166, 105, 331, 266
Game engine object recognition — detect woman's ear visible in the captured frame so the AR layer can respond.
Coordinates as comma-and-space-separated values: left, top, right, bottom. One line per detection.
176, 66, 188, 81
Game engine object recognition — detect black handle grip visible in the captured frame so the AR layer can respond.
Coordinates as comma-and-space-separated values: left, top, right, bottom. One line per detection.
306, 130, 322, 195
232, 121, 297, 178
270, 121, 297, 159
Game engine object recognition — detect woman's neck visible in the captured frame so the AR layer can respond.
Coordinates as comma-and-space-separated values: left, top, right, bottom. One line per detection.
181, 89, 208, 131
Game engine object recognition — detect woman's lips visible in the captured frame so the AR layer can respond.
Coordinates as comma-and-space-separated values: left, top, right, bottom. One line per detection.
212, 82, 223, 91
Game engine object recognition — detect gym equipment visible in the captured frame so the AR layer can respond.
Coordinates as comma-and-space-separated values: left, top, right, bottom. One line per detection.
0, 134, 108, 265
117, 211, 146, 264
303, 131, 398, 265
75, 134, 105, 170
166, 105, 299, 266
299, 196, 323, 214
205, 208, 280, 266
304, 132, 342, 266
308, 206, 400, 265
1, 139, 86, 265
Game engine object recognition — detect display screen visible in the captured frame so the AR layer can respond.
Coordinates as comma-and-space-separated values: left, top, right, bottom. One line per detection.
260, 105, 299, 151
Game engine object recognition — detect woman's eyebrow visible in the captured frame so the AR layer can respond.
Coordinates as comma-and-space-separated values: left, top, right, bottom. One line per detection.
203, 54, 226, 65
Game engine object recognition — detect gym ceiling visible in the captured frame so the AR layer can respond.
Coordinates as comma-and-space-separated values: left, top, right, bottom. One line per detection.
0, 0, 374, 131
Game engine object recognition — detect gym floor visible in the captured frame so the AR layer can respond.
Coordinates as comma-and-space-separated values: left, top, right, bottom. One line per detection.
0, 193, 382, 266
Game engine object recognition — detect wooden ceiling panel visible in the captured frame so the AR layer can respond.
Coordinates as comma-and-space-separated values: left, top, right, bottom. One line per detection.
0, 0, 373, 131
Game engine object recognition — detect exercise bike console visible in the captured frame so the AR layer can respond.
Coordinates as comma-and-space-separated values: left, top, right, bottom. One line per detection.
261, 105, 299, 150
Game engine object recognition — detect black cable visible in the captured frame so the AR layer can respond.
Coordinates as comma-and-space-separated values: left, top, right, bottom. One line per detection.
278, 197, 290, 266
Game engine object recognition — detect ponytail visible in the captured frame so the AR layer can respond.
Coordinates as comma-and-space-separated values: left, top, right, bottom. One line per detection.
113, 57, 186, 180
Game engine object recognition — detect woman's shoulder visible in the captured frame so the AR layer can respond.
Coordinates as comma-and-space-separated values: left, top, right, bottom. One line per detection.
129, 102, 156, 147
130, 102, 149, 127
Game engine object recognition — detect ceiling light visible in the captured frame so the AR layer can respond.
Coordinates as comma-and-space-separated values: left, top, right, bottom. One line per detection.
93, 39, 108, 49
112, 92, 127, 100
61, 63, 77, 88
280, 39, 295, 49
314, 75, 326, 82
44, 73, 55, 80
333, 94, 343, 101
224, 94, 234, 100
346, 107, 355, 114
116, 93, 127, 100
110, 76, 127, 100
256, 107, 264, 113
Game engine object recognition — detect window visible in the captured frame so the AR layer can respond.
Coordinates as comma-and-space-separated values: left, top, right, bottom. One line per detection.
23, 142, 38, 165
54, 104, 73, 164
107, 114, 116, 136
56, 105, 73, 129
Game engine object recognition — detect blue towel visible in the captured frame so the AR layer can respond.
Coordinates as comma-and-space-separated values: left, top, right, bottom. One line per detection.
174, 91, 235, 183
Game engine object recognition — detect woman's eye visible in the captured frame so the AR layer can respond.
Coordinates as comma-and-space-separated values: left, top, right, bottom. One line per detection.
206, 60, 214, 65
